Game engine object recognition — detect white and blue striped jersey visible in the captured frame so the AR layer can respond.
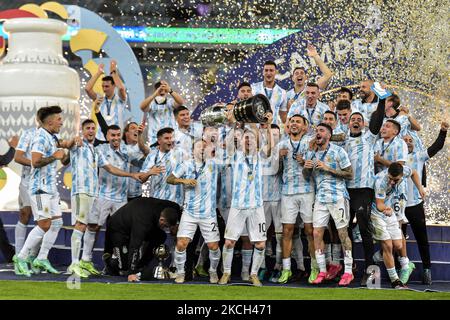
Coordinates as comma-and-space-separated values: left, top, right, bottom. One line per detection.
96, 143, 142, 202
374, 136, 408, 173
305, 143, 351, 203
70, 139, 106, 197
128, 151, 145, 198
174, 122, 203, 155
95, 91, 128, 141
261, 144, 282, 201
286, 87, 306, 106
406, 151, 428, 207
145, 97, 176, 144
385, 115, 425, 151
372, 166, 412, 217
173, 159, 220, 219
278, 135, 314, 195
251, 81, 287, 125
352, 99, 378, 124
141, 148, 184, 205
231, 151, 263, 209
16, 127, 38, 180
288, 99, 329, 132
344, 131, 378, 189
29, 128, 59, 195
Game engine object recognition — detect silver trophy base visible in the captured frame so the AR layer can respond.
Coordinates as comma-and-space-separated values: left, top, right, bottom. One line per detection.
153, 265, 170, 280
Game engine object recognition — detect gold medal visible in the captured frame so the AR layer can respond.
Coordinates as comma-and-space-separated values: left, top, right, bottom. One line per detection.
248, 174, 254, 181
92, 161, 96, 168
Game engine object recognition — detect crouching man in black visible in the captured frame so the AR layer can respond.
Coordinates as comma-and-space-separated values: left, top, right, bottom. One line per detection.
103, 197, 181, 281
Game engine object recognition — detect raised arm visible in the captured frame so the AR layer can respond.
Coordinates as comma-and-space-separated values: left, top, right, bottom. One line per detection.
369, 98, 386, 135
307, 44, 334, 90
110, 60, 127, 102
85, 63, 104, 101
399, 105, 421, 131
427, 121, 448, 158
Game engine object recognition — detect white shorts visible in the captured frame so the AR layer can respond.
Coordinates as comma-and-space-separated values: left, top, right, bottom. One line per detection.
281, 192, 315, 225
225, 207, 267, 242
263, 201, 282, 233
18, 179, 31, 209
177, 213, 220, 243
71, 194, 95, 225
30, 192, 62, 221
89, 197, 127, 226
313, 198, 350, 229
371, 213, 403, 241
220, 207, 249, 236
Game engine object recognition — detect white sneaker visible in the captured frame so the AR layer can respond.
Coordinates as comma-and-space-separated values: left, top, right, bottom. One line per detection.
209, 271, 219, 284
174, 273, 185, 284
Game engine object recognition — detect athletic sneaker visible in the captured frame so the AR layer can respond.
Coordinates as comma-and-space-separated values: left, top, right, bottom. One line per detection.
312, 271, 327, 284
257, 268, 267, 281
209, 271, 219, 284
277, 269, 292, 284
338, 272, 354, 286
174, 273, 185, 284
249, 274, 263, 287
13, 255, 31, 277
422, 269, 432, 285
79, 260, 101, 276
399, 262, 415, 284
195, 265, 209, 277
391, 279, 407, 289
32, 259, 60, 274
27, 256, 40, 274
68, 263, 89, 279
218, 272, 231, 285
308, 267, 319, 284
325, 264, 342, 280
269, 270, 281, 283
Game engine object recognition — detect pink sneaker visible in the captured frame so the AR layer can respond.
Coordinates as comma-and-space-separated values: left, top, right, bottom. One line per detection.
312, 272, 327, 284
325, 264, 343, 280
338, 272, 354, 286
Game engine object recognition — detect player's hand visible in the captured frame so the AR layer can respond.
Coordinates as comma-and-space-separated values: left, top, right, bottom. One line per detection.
97, 63, 105, 74
149, 166, 165, 175
399, 105, 409, 114
374, 153, 383, 163
8, 135, 19, 148
110, 60, 117, 73
74, 136, 83, 147
287, 99, 295, 111
306, 43, 318, 57
383, 207, 393, 217
94, 96, 104, 111
279, 148, 289, 157
441, 121, 449, 131
53, 149, 65, 160
264, 112, 273, 124
304, 159, 314, 169
128, 274, 140, 282
296, 154, 305, 165
419, 187, 426, 199
183, 179, 197, 187
315, 160, 329, 172
137, 124, 145, 134
130, 172, 142, 182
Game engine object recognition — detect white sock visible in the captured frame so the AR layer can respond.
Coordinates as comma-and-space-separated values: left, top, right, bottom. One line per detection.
344, 250, 353, 274
18, 226, 45, 260
250, 247, 265, 275
260, 257, 266, 269
387, 267, 399, 281
241, 249, 252, 274
315, 249, 327, 273
81, 229, 96, 262
282, 257, 291, 271
398, 256, 410, 270
222, 246, 234, 274
293, 236, 305, 271
29, 238, 42, 258
71, 229, 84, 264
208, 248, 221, 273
325, 243, 332, 265
332, 244, 342, 264
14, 222, 27, 255
175, 249, 186, 275
275, 233, 283, 269
37, 218, 63, 260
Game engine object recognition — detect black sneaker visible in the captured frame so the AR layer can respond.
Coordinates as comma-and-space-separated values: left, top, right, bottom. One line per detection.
391, 279, 407, 289
422, 269, 432, 285
289, 269, 308, 283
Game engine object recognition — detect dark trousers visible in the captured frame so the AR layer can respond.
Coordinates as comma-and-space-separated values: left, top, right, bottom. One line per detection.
0, 217, 14, 262
402, 202, 431, 269
348, 188, 375, 268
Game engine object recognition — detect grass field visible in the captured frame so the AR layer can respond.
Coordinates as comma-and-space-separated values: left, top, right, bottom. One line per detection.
0, 280, 449, 300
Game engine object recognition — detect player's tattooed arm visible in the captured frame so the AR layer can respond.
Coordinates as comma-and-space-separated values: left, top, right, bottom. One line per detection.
167, 173, 197, 187
31, 149, 64, 168
330, 133, 346, 142
317, 163, 353, 180
302, 159, 314, 179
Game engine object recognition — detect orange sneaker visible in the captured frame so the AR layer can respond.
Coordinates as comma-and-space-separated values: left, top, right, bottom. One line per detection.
325, 264, 342, 280
312, 271, 327, 284
338, 272, 354, 286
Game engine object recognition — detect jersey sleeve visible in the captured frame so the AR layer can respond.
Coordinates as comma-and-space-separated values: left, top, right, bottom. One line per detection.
172, 162, 186, 179
16, 131, 31, 152
97, 149, 109, 167
374, 177, 386, 200
31, 134, 47, 155
140, 154, 153, 172
337, 147, 352, 169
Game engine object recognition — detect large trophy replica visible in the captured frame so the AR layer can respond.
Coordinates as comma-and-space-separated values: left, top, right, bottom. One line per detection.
200, 94, 271, 127
0, 18, 80, 140
153, 244, 170, 280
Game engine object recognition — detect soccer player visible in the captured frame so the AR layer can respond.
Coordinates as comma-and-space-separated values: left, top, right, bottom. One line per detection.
303, 123, 355, 286
168, 139, 222, 284
343, 98, 386, 285
277, 115, 315, 284
328, 87, 353, 111
218, 113, 273, 286
251, 60, 287, 124
13, 106, 74, 276
335, 100, 353, 133
173, 106, 203, 155
140, 80, 184, 145
374, 120, 408, 173
68, 120, 142, 278
85, 60, 128, 140
352, 79, 378, 124
286, 44, 333, 110
287, 83, 330, 134
322, 110, 346, 146
403, 121, 448, 284
371, 162, 425, 288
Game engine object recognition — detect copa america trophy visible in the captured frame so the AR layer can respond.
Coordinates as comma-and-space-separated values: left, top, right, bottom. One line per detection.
153, 244, 170, 280
200, 94, 272, 127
